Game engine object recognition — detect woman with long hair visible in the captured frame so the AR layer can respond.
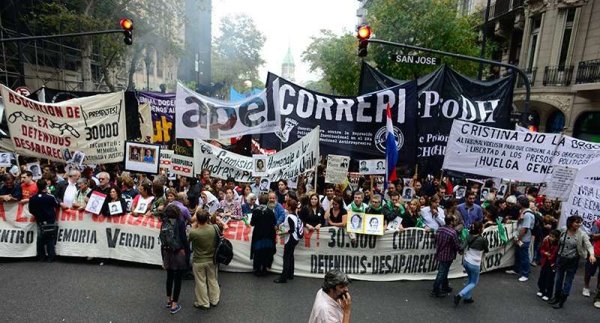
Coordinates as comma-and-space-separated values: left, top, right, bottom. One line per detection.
454, 221, 488, 306
325, 196, 347, 228
401, 198, 420, 229
107, 186, 127, 216
161, 204, 187, 314
299, 193, 326, 232
550, 215, 596, 309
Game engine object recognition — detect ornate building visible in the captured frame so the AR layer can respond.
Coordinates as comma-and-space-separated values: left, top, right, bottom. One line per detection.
476, 0, 600, 141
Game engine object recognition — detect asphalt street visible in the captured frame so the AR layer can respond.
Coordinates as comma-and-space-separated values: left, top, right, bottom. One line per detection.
0, 257, 597, 322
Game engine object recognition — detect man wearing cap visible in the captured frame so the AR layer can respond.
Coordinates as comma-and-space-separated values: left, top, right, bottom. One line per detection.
309, 269, 351, 323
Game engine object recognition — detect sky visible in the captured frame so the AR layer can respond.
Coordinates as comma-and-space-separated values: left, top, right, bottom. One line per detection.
212, 0, 358, 85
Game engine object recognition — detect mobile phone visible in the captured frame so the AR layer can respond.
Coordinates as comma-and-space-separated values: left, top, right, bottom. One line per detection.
338, 292, 348, 300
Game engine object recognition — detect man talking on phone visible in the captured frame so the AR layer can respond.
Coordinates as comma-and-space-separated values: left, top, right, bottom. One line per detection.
309, 269, 351, 323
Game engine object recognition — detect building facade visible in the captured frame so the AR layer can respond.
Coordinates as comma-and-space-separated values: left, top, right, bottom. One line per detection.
477, 0, 600, 141
282, 46, 296, 82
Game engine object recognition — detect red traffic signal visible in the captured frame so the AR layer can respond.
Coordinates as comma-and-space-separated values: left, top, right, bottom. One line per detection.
357, 25, 371, 57
357, 25, 372, 40
120, 18, 133, 45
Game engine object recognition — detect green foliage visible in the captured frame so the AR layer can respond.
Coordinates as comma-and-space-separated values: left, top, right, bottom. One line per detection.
23, 0, 184, 90
212, 14, 266, 91
302, 31, 362, 96
367, 0, 483, 79
302, 0, 487, 93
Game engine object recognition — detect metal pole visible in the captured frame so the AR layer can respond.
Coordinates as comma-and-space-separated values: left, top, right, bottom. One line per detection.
478, 0, 492, 80
367, 38, 531, 119
0, 29, 123, 43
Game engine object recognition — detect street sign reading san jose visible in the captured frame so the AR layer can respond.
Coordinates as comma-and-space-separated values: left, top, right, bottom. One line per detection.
392, 54, 438, 66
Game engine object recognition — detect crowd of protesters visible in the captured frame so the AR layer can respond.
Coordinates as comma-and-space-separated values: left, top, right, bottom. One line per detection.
1, 157, 599, 314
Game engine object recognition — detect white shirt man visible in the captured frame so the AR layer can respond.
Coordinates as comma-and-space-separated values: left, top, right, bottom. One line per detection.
60, 170, 81, 208
420, 195, 445, 231
309, 269, 351, 323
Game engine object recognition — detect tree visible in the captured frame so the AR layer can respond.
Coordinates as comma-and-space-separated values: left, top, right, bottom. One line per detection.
302, 31, 361, 96
24, 0, 183, 91
301, 0, 487, 94
366, 0, 483, 80
212, 14, 266, 96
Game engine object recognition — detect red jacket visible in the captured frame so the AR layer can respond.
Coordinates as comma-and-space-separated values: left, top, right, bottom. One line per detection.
540, 236, 558, 267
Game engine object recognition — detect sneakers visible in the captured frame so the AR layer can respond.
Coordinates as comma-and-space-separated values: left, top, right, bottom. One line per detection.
463, 298, 474, 304
536, 292, 543, 297
594, 300, 600, 309
518, 276, 529, 282
542, 296, 549, 301
583, 288, 591, 297
165, 301, 172, 308
505, 270, 517, 275
273, 278, 287, 284
429, 290, 447, 298
170, 304, 182, 314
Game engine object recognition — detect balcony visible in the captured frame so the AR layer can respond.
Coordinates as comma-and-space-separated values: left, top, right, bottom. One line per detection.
516, 67, 536, 88
543, 66, 573, 86
575, 59, 600, 84
489, 0, 525, 20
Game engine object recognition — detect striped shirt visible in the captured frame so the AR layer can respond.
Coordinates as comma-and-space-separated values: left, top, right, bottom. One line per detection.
435, 226, 461, 262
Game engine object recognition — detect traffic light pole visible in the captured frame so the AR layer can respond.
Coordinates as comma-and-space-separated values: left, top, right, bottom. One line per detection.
367, 38, 531, 121
0, 29, 123, 43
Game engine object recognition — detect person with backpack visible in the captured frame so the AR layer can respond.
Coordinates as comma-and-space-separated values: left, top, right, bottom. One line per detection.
274, 199, 302, 284
188, 209, 221, 310
159, 204, 187, 314
505, 195, 535, 282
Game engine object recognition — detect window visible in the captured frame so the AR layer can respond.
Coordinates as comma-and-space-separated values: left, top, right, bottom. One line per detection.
526, 15, 542, 70
558, 8, 576, 68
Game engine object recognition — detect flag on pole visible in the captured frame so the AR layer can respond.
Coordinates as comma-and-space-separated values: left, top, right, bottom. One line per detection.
385, 103, 398, 189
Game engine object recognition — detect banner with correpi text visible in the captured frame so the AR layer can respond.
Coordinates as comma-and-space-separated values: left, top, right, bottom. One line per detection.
223, 221, 517, 281
260, 73, 418, 166
359, 63, 515, 177
175, 82, 280, 140
560, 160, 600, 234
1, 85, 126, 164
442, 120, 600, 182
194, 127, 319, 182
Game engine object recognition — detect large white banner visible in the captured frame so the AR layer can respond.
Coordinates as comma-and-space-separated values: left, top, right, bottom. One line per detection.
1, 85, 126, 164
0, 203, 161, 264
175, 82, 280, 140
560, 161, 600, 233
443, 120, 600, 182
1, 203, 516, 280
194, 127, 319, 182
224, 221, 517, 281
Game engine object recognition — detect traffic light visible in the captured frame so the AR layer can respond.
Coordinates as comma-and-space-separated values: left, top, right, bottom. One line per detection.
357, 25, 371, 57
120, 18, 133, 45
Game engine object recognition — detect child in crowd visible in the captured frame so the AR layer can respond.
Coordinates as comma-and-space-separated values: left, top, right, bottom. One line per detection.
537, 229, 560, 301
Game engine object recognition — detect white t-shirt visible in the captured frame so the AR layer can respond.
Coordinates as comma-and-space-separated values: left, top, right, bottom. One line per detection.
62, 181, 78, 207
308, 289, 343, 323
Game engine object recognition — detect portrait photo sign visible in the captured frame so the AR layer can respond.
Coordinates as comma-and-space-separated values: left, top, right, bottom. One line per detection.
124, 141, 161, 174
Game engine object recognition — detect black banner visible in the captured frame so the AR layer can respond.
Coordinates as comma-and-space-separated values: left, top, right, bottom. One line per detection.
262, 73, 418, 166
359, 63, 515, 176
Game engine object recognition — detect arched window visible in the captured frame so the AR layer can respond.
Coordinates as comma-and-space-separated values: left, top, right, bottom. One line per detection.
546, 111, 565, 133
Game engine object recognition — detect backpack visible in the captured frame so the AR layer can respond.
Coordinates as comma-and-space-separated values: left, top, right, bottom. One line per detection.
295, 214, 304, 239
213, 225, 234, 265
159, 218, 182, 250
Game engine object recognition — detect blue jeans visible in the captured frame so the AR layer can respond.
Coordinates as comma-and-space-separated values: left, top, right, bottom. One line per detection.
514, 241, 531, 278
432, 261, 452, 293
554, 256, 579, 296
458, 261, 480, 300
